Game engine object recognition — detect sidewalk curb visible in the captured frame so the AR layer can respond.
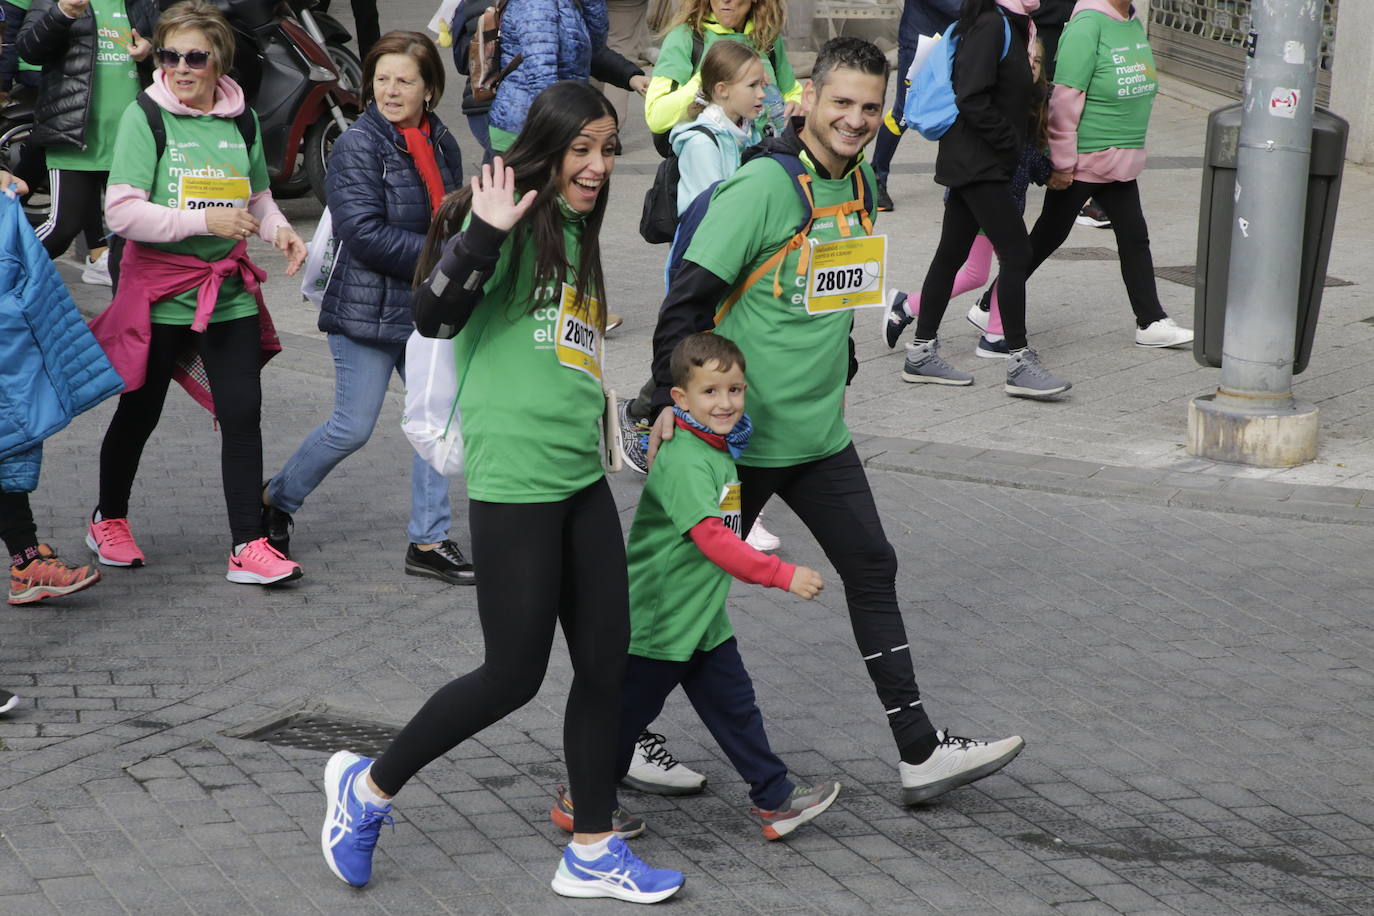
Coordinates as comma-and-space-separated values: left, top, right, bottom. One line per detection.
855, 434, 1374, 527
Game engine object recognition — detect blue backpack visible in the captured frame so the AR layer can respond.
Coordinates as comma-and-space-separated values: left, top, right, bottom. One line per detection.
666, 150, 873, 324
903, 12, 1012, 141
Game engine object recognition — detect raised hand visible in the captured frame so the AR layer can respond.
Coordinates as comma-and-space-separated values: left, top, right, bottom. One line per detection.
469, 156, 537, 232
128, 28, 152, 62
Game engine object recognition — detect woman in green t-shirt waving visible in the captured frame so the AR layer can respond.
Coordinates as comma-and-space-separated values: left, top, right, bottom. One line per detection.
317, 81, 684, 904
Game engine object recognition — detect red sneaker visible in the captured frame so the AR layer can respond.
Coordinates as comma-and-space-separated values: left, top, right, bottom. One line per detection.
9, 545, 101, 605
226, 537, 303, 585
86, 516, 146, 567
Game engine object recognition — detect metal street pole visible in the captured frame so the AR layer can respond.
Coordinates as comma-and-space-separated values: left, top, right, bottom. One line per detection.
1188, 0, 1324, 466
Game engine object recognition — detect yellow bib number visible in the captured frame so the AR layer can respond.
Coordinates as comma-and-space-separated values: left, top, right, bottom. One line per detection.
555, 283, 602, 381
805, 234, 887, 315
180, 175, 251, 211
719, 482, 742, 537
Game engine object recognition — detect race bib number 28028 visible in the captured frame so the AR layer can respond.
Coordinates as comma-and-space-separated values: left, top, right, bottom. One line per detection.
805, 234, 887, 315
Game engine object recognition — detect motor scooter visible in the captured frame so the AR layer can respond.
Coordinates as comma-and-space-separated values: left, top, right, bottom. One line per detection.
217, 0, 360, 202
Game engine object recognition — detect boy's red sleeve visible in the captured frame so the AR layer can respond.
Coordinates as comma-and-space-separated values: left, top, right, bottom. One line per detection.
688, 517, 796, 590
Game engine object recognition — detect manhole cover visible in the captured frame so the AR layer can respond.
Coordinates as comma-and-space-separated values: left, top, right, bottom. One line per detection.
1049, 247, 1118, 260
1156, 265, 1352, 289
241, 712, 400, 758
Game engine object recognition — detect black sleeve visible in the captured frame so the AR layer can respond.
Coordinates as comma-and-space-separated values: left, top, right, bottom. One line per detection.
647, 261, 732, 414
411, 215, 509, 339
848, 333, 858, 385
17, 0, 75, 66
590, 44, 644, 91
952, 14, 1019, 155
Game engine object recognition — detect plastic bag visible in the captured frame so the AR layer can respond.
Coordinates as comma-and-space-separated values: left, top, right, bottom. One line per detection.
402, 329, 464, 477
300, 208, 340, 306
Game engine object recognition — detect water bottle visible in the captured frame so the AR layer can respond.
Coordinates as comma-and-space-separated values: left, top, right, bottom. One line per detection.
761, 82, 787, 137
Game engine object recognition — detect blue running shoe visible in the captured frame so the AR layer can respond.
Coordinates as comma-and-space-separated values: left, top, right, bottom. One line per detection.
550, 836, 684, 903
322, 751, 393, 887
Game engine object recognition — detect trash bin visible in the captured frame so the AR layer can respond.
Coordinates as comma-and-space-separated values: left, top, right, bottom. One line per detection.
1193, 104, 1348, 373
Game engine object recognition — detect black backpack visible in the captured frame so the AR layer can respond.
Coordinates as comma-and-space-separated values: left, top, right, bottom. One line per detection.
639, 125, 714, 244
651, 35, 780, 159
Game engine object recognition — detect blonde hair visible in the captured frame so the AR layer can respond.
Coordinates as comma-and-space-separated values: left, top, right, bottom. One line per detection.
153, 0, 236, 79
685, 39, 760, 121
661, 0, 785, 55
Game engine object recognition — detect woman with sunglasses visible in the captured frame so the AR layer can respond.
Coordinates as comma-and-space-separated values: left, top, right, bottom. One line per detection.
86, 0, 308, 584
17, 0, 158, 286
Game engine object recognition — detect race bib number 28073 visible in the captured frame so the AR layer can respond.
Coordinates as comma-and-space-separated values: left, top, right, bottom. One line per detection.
805, 234, 887, 315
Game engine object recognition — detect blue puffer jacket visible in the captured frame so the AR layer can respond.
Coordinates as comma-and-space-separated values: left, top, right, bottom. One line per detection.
321, 103, 464, 343
0, 194, 122, 493
488, 0, 608, 136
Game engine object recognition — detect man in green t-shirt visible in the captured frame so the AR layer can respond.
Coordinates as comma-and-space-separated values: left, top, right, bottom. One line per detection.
644, 37, 1025, 807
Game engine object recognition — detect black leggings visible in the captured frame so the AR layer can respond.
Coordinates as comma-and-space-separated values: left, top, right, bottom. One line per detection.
0, 489, 38, 561
916, 181, 1030, 350
35, 168, 107, 260
370, 478, 629, 834
1023, 179, 1167, 329
738, 443, 936, 760
97, 316, 264, 547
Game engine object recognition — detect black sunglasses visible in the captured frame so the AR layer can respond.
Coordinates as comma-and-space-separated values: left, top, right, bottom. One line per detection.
155, 48, 212, 69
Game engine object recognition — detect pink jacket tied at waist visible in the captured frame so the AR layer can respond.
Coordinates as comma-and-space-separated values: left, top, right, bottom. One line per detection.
88, 239, 281, 415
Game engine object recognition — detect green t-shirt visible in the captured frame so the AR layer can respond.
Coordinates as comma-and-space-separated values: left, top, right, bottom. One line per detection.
46, 0, 139, 170
626, 430, 739, 661
454, 219, 606, 503
685, 152, 875, 467
655, 21, 797, 99
9, 0, 41, 74
1054, 11, 1157, 153
488, 124, 516, 153
107, 99, 269, 325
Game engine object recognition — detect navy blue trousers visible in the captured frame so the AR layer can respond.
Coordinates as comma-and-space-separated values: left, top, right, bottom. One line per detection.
617, 637, 793, 811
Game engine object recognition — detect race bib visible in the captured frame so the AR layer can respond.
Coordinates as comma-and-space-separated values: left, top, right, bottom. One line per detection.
555, 283, 602, 381
805, 234, 887, 315
179, 175, 250, 211
719, 482, 742, 537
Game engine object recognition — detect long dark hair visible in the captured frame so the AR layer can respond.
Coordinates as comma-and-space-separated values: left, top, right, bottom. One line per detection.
415, 81, 618, 328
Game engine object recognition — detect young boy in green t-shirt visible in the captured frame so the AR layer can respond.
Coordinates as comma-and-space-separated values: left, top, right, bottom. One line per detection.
552, 332, 841, 841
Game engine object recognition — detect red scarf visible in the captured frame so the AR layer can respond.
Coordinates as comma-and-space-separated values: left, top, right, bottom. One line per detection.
673, 415, 728, 452
400, 119, 445, 214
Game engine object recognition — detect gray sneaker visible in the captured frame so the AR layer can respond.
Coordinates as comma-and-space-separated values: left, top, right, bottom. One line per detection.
616, 398, 650, 475
752, 779, 841, 840
1005, 348, 1071, 399
902, 338, 974, 386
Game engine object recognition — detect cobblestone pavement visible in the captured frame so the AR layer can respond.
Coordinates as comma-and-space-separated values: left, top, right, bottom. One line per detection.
7, 5, 1374, 912
4, 352, 1374, 914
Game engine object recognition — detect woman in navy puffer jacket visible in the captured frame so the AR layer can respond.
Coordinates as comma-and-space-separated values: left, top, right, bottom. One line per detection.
486, 0, 609, 152
264, 32, 475, 586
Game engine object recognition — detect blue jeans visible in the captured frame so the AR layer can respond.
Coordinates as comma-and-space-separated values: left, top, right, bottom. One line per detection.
267, 333, 451, 544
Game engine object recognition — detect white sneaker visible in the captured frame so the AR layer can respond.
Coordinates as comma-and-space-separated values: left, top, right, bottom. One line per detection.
620, 731, 706, 796
81, 249, 112, 287
898, 730, 1024, 805
966, 300, 991, 334
1134, 317, 1193, 349
745, 518, 781, 552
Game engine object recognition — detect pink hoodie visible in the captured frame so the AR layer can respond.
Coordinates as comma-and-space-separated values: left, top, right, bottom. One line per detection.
1046, 0, 1148, 183
104, 70, 291, 244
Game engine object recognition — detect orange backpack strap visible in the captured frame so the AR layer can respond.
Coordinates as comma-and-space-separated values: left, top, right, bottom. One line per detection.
713, 173, 816, 326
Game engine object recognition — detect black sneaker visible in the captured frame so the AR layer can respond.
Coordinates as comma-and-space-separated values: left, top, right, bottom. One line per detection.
0, 688, 19, 715
877, 180, 894, 212
616, 398, 650, 475
1075, 201, 1111, 228
262, 498, 294, 558
405, 540, 476, 585
881, 289, 913, 349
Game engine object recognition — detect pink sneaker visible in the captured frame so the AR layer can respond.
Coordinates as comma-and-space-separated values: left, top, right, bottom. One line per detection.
226, 537, 303, 585
86, 516, 146, 567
